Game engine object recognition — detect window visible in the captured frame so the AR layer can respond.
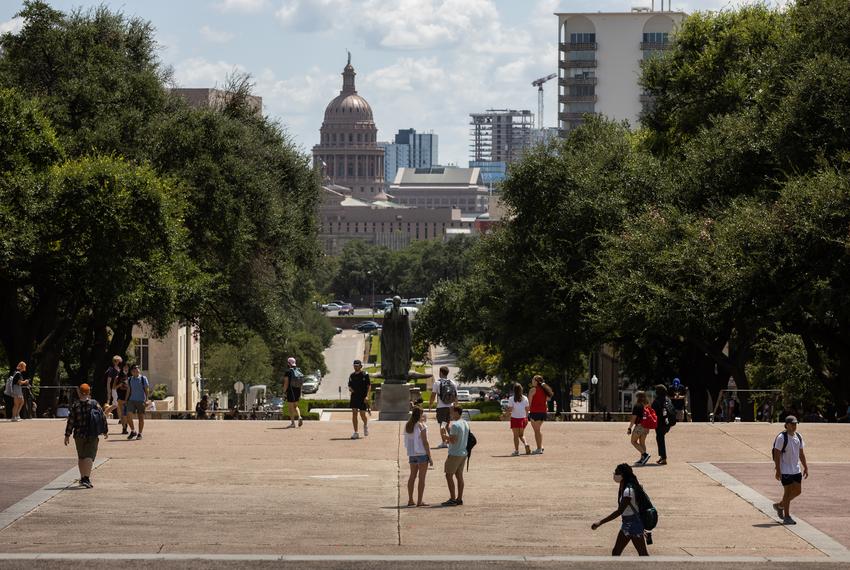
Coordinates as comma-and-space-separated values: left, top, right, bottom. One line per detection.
642, 32, 669, 44
570, 32, 596, 44
566, 102, 595, 113
134, 338, 149, 371
568, 50, 596, 61
357, 133, 362, 142
349, 134, 353, 142
568, 85, 595, 97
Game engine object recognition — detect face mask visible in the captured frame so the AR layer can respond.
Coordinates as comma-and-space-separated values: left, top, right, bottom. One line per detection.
613, 474, 623, 483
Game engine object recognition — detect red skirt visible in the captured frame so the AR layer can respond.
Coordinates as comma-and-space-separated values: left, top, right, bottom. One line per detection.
510, 417, 528, 429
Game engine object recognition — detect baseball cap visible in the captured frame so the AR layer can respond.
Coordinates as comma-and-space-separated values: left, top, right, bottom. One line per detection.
353, 360, 362, 366
287, 357, 297, 366
784, 415, 798, 425
79, 383, 91, 394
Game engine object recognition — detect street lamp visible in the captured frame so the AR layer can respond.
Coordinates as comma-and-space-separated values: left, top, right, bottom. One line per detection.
367, 270, 375, 315
590, 374, 599, 414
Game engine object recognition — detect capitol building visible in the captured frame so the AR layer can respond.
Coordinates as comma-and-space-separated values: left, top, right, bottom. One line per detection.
313, 56, 488, 255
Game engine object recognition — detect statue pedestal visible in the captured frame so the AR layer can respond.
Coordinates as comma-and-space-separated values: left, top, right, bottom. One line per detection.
378, 384, 411, 421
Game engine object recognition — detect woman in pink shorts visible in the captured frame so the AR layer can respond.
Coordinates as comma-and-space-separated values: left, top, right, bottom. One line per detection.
507, 383, 531, 455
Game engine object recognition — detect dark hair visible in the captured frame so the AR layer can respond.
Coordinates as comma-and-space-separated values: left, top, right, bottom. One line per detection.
614, 463, 645, 498
405, 405, 423, 434
533, 375, 554, 397
450, 404, 463, 416
655, 384, 667, 397
513, 382, 524, 402
439, 365, 450, 376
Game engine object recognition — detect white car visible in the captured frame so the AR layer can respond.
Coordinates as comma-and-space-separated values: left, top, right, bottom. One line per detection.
301, 375, 320, 394
456, 390, 471, 402
322, 303, 341, 312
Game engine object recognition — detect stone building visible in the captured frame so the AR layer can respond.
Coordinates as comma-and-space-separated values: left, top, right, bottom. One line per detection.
389, 167, 489, 214
131, 322, 200, 411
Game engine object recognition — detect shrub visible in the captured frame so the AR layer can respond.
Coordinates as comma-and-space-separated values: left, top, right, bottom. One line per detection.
470, 412, 502, 421
151, 383, 168, 400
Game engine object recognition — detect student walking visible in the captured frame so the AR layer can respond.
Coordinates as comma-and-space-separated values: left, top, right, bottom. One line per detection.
125, 364, 150, 440
440, 405, 469, 506
506, 383, 531, 456
404, 405, 433, 506
428, 366, 457, 448
772, 416, 809, 525
651, 385, 672, 465
627, 391, 652, 465
283, 357, 304, 428
63, 383, 108, 488
5, 362, 29, 421
348, 359, 371, 439
591, 463, 650, 556
114, 363, 130, 434
527, 375, 553, 454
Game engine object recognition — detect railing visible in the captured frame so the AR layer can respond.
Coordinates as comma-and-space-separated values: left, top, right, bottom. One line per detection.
560, 60, 597, 69
560, 42, 598, 51
640, 41, 671, 50
560, 77, 598, 86
559, 111, 598, 120
562, 95, 598, 103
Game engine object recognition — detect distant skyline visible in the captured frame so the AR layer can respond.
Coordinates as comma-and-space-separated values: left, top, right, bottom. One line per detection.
2, 0, 776, 166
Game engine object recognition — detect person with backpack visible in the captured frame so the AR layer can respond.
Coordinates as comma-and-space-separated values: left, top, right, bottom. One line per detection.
5, 361, 29, 421
428, 366, 457, 448
125, 364, 150, 440
348, 359, 371, 439
440, 405, 469, 506
506, 382, 531, 456
63, 383, 108, 488
528, 375, 553, 454
404, 405, 433, 507
651, 385, 676, 465
772, 415, 809, 525
627, 391, 655, 466
283, 356, 304, 428
591, 463, 650, 556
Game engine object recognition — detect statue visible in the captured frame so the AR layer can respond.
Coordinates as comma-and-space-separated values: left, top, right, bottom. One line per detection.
380, 296, 412, 384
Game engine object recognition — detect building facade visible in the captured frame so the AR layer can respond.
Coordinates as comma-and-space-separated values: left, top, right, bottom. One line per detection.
379, 129, 439, 184
132, 322, 201, 411
389, 167, 488, 214
312, 55, 385, 199
556, 8, 685, 133
469, 109, 535, 165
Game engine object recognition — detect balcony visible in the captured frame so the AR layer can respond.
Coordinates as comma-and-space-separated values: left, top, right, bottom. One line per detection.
560, 60, 597, 70
559, 111, 599, 121
560, 77, 598, 86
563, 95, 598, 103
560, 42, 598, 51
640, 41, 671, 50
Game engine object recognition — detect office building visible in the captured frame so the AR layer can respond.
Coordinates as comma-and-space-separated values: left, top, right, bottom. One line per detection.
378, 129, 439, 184
389, 167, 488, 214
469, 109, 535, 165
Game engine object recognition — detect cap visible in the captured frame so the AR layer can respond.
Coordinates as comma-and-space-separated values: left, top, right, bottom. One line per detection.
784, 415, 798, 425
287, 357, 297, 367
79, 383, 91, 394
353, 360, 362, 366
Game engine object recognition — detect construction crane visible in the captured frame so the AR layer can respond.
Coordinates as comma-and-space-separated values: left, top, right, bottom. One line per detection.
531, 73, 557, 129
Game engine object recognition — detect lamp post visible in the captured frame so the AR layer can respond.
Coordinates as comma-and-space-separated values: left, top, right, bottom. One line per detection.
367, 270, 375, 316
590, 374, 598, 415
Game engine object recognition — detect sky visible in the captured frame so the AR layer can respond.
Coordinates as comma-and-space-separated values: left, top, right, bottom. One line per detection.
2, 0, 772, 166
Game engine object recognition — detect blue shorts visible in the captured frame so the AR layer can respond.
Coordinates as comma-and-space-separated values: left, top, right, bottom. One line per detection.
408, 454, 429, 464
620, 514, 644, 537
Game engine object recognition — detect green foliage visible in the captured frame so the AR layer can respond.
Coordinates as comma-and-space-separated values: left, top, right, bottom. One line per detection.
203, 333, 272, 395
747, 332, 827, 411
151, 383, 168, 400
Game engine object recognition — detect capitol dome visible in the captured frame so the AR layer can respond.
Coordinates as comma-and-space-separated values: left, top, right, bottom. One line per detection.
324, 93, 373, 122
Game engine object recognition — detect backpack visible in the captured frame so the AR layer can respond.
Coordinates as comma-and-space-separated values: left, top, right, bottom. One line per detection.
775, 431, 802, 455
465, 429, 477, 472
289, 367, 305, 388
629, 483, 658, 531
82, 400, 108, 438
3, 374, 14, 397
664, 398, 677, 428
438, 378, 457, 404
642, 405, 658, 430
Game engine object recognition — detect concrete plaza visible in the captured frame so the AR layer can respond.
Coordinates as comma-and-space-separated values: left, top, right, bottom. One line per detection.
0, 419, 848, 568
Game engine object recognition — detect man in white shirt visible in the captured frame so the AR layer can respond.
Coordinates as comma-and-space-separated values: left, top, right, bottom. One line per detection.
772, 415, 809, 525
428, 366, 457, 449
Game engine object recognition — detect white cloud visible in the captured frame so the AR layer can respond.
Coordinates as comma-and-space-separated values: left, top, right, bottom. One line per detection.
172, 57, 247, 87
215, 0, 270, 12
200, 25, 235, 43
275, 0, 350, 33
0, 17, 24, 35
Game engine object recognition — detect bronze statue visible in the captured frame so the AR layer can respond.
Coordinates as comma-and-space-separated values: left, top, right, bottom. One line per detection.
380, 296, 412, 384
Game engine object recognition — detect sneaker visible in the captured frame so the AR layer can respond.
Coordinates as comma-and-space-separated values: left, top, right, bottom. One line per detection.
436, 442, 448, 449
351, 432, 359, 439
783, 517, 796, 525
524, 444, 532, 455
128, 432, 137, 440
80, 478, 93, 489
288, 422, 295, 428
441, 499, 457, 507
773, 503, 784, 519
455, 499, 463, 506
121, 427, 128, 435
11, 417, 19, 422
531, 448, 543, 455
135, 433, 142, 440
364, 424, 369, 436
639, 453, 651, 465
298, 417, 303, 427
511, 450, 520, 456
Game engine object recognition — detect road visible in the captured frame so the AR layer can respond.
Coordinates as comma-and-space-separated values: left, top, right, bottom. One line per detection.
306, 329, 365, 400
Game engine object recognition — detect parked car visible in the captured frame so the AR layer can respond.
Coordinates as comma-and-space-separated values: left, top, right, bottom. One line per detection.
456, 390, 471, 402
301, 375, 320, 394
334, 327, 343, 334
322, 302, 341, 312
267, 397, 284, 412
355, 320, 381, 333
372, 300, 389, 312
337, 303, 354, 315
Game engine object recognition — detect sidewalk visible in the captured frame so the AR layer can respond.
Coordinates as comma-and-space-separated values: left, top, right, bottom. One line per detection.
0, 420, 848, 565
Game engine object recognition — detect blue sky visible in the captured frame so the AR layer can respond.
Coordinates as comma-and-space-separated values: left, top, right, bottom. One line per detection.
2, 0, 770, 166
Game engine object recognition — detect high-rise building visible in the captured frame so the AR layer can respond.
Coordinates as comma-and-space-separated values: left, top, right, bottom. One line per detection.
378, 129, 439, 184
556, 8, 685, 133
469, 109, 535, 166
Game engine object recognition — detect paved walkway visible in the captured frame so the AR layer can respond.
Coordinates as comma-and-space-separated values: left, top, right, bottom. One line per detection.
0, 420, 848, 567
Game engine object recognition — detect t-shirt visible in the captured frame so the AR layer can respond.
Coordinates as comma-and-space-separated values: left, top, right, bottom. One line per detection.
631, 404, 645, 421
127, 375, 149, 402
105, 366, 119, 388
115, 372, 129, 399
620, 485, 640, 519
348, 371, 371, 399
11, 371, 23, 386
404, 422, 428, 457
508, 395, 529, 419
448, 419, 469, 457
670, 386, 687, 410
774, 431, 804, 475
433, 378, 458, 408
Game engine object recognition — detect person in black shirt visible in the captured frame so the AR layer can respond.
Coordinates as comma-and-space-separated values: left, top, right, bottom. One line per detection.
7, 362, 29, 421
348, 360, 371, 439
670, 378, 688, 423
651, 385, 671, 465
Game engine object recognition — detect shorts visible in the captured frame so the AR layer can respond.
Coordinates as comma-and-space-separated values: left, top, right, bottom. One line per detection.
620, 514, 644, 537
510, 417, 528, 429
444, 455, 467, 475
408, 454, 429, 464
350, 397, 368, 411
781, 473, 803, 486
436, 407, 451, 425
10, 385, 23, 399
126, 400, 146, 414
74, 436, 99, 460
286, 387, 301, 402
633, 425, 648, 436
111, 389, 119, 403
529, 412, 547, 422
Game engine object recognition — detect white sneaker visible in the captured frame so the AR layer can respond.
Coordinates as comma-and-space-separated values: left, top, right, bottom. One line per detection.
11, 417, 19, 422
437, 442, 448, 449
364, 425, 369, 436
351, 432, 360, 439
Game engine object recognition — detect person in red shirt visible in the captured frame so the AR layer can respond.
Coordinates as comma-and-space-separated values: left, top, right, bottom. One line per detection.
527, 375, 553, 454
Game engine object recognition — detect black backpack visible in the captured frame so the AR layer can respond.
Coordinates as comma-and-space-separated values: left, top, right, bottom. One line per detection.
439, 378, 458, 404
289, 367, 305, 388
664, 398, 677, 428
775, 430, 802, 455
629, 483, 658, 531
82, 400, 108, 437
465, 429, 477, 472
